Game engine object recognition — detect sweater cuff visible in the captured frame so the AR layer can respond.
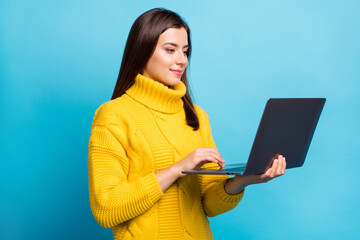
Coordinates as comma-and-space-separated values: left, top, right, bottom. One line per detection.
215, 178, 245, 203
142, 172, 165, 203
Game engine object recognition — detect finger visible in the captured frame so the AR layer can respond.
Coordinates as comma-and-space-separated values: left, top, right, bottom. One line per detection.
274, 154, 284, 173
270, 159, 278, 178
202, 150, 224, 164
219, 162, 225, 169
199, 159, 224, 169
203, 148, 223, 160
200, 153, 219, 164
264, 161, 274, 178
261, 169, 273, 182
282, 157, 286, 174
276, 157, 284, 176
198, 153, 225, 169
205, 148, 225, 163
276, 156, 284, 174
264, 156, 275, 176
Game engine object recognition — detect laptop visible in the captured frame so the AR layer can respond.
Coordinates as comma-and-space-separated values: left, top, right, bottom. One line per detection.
182, 98, 326, 176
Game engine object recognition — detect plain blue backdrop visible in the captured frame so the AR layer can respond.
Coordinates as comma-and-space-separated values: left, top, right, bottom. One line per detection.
1, 0, 359, 239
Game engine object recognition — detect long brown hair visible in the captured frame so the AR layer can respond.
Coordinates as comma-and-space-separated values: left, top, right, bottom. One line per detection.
111, 8, 199, 131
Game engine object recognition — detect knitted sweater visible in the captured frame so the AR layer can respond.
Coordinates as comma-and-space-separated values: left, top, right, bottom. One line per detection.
88, 73, 244, 240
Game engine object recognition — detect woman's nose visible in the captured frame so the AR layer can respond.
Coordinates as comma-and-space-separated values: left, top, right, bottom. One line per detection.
175, 51, 187, 65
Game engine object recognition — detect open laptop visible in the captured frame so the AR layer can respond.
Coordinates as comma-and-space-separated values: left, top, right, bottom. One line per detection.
182, 98, 326, 176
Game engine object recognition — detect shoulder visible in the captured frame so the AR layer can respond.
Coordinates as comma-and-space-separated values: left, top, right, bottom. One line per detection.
91, 96, 134, 126
193, 104, 210, 122
193, 104, 213, 136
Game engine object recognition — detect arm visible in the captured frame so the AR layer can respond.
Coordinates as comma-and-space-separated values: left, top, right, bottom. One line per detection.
198, 150, 245, 217
155, 105, 286, 215
197, 107, 286, 216
195, 106, 245, 217
224, 155, 286, 194
88, 125, 164, 228
198, 154, 286, 217
155, 151, 244, 217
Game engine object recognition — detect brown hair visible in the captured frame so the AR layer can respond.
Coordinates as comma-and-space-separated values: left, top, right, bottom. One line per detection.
111, 8, 199, 131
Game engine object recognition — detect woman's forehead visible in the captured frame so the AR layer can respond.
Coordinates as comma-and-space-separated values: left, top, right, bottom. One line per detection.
158, 27, 188, 47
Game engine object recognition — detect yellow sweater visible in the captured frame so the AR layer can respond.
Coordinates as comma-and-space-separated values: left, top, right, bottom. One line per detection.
88, 74, 244, 239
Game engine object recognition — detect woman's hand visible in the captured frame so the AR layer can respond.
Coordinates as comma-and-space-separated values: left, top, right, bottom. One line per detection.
156, 147, 224, 192
171, 147, 225, 178
225, 155, 286, 195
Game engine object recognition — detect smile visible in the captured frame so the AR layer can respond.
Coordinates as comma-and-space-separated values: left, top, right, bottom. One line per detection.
170, 69, 183, 76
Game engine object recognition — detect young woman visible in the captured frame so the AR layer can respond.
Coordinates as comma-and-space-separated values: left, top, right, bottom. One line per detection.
88, 8, 286, 240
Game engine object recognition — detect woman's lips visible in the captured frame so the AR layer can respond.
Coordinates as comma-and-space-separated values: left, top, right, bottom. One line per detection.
170, 69, 183, 76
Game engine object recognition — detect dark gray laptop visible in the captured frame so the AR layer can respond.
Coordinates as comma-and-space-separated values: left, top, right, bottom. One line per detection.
182, 98, 326, 176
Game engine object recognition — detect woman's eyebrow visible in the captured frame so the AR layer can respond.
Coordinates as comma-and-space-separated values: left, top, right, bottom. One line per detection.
162, 42, 189, 48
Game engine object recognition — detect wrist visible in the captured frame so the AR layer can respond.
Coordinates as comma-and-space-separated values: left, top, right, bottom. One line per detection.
234, 174, 261, 187
225, 176, 246, 195
169, 164, 183, 179
233, 176, 249, 189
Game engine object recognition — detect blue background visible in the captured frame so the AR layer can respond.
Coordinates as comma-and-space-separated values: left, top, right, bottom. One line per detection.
1, 0, 359, 239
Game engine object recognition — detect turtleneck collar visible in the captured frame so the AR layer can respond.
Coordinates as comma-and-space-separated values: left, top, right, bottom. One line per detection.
125, 73, 187, 113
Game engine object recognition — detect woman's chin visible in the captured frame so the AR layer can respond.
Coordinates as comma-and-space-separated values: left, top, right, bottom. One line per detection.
163, 77, 181, 87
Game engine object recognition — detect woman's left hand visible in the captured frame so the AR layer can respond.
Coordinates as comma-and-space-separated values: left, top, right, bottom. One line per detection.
249, 154, 286, 184
225, 155, 286, 195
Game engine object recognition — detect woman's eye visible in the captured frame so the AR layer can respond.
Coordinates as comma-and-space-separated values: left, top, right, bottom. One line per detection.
183, 50, 188, 56
166, 49, 175, 53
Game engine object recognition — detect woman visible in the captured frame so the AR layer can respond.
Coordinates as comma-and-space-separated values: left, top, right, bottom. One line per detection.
88, 8, 286, 240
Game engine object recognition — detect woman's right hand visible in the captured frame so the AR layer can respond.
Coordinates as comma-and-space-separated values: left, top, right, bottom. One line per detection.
171, 147, 225, 178
156, 148, 225, 192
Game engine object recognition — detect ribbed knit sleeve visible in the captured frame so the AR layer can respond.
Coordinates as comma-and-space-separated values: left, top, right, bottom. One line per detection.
88, 123, 164, 228
195, 105, 244, 217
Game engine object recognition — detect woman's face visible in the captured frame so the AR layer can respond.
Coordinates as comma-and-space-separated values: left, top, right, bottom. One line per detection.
142, 27, 188, 87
